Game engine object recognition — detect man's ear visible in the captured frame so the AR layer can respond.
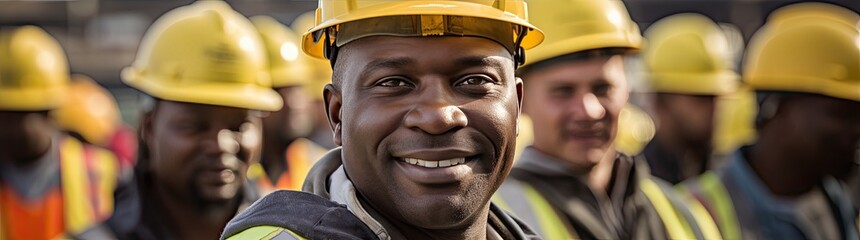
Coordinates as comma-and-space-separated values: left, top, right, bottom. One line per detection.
138, 106, 156, 171
324, 83, 343, 146
515, 77, 524, 137
140, 110, 154, 149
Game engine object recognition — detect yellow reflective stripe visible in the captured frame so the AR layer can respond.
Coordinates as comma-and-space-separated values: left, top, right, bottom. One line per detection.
686, 196, 723, 240
93, 149, 118, 218
60, 137, 96, 234
699, 172, 740, 240
640, 179, 694, 240
520, 184, 574, 240
227, 226, 306, 240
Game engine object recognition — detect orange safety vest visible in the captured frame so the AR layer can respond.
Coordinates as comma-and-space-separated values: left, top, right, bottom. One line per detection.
249, 139, 327, 195
0, 136, 119, 240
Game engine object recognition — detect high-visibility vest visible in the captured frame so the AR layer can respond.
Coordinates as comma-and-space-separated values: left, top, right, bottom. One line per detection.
493, 178, 722, 240
247, 139, 328, 195
227, 225, 307, 240
0, 136, 119, 239
677, 171, 741, 240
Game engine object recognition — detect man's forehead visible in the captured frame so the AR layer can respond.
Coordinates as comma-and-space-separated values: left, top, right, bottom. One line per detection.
157, 100, 253, 118
342, 36, 513, 63
530, 57, 626, 85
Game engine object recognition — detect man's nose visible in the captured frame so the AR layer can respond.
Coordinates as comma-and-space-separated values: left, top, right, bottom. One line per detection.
403, 84, 468, 135
570, 93, 606, 121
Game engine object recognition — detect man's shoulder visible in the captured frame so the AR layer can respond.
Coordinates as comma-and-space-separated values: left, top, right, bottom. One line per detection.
221, 190, 377, 240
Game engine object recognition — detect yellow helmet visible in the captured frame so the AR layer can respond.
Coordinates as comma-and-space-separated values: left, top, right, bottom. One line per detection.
292, 11, 333, 101
0, 25, 69, 111
744, 2, 860, 101
643, 13, 738, 95
524, 0, 642, 66
299, 0, 544, 64
713, 85, 757, 154
52, 74, 120, 146
251, 15, 312, 88
121, 1, 282, 111
614, 104, 656, 155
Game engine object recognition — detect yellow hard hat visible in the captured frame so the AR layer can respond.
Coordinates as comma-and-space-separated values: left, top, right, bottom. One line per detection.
299, 0, 544, 63
292, 11, 333, 101
0, 25, 69, 111
524, 0, 642, 66
52, 74, 120, 146
744, 2, 860, 101
614, 104, 656, 155
643, 13, 738, 95
713, 85, 757, 154
121, 1, 282, 111
251, 15, 312, 88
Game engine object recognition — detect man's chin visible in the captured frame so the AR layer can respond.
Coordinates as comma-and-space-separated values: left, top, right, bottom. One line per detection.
560, 148, 610, 171
196, 185, 241, 205
396, 199, 484, 230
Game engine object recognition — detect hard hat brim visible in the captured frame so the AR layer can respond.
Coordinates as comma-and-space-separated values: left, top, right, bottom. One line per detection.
525, 32, 642, 67
745, 75, 860, 102
122, 67, 284, 111
648, 70, 740, 95
0, 85, 66, 111
301, 1, 544, 59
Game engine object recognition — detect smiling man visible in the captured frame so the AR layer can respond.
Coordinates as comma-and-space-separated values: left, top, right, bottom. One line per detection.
222, 0, 544, 239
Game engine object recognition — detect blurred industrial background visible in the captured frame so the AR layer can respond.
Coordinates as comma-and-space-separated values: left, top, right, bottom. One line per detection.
1, 0, 858, 125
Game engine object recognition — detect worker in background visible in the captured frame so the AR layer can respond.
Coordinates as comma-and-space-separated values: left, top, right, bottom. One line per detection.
682, 3, 860, 239
248, 16, 328, 195
492, 0, 721, 239
0, 25, 128, 240
640, 13, 739, 184
291, 11, 337, 150
52, 74, 138, 170
118, 1, 282, 239
222, 0, 546, 239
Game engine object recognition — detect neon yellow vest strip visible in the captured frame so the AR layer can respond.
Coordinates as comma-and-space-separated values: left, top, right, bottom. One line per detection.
60, 137, 119, 235
227, 225, 306, 240
699, 171, 740, 240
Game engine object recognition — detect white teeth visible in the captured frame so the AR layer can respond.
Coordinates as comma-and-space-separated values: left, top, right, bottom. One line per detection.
403, 157, 467, 168
438, 160, 451, 167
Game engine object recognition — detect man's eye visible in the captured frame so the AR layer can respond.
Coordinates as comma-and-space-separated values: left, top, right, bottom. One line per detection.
594, 84, 611, 96
376, 77, 411, 87
456, 75, 493, 86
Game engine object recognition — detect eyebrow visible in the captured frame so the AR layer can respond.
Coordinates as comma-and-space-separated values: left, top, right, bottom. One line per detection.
454, 56, 505, 79
361, 57, 415, 76
455, 56, 506, 72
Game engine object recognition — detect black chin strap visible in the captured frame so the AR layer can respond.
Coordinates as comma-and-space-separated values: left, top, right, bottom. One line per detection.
323, 28, 339, 69
513, 25, 528, 69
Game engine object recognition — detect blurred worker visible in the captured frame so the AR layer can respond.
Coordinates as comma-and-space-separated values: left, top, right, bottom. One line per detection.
52, 74, 138, 170
492, 1, 721, 239
683, 3, 860, 239
118, 1, 282, 239
0, 25, 128, 239
291, 11, 337, 150
641, 13, 739, 184
248, 16, 328, 195
222, 0, 545, 239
